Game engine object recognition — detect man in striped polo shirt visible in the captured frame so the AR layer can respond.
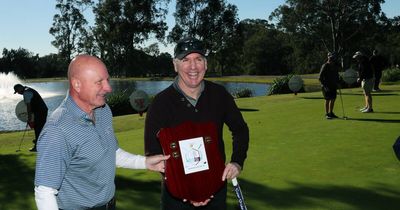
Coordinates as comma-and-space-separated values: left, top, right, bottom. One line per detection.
34, 55, 169, 210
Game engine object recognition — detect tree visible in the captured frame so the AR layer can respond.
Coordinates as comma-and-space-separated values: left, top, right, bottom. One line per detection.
143, 43, 161, 57
154, 52, 174, 76
0, 48, 37, 78
78, 26, 99, 56
237, 19, 291, 75
0, 48, 67, 78
50, 0, 93, 64
369, 15, 400, 67
36, 54, 67, 77
92, 0, 170, 76
270, 0, 386, 71
169, 0, 238, 75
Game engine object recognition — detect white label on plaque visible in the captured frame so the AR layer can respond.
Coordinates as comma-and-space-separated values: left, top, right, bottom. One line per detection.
179, 137, 209, 174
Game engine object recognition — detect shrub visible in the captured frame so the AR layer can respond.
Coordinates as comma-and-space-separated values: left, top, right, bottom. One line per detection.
106, 89, 154, 116
382, 68, 400, 82
232, 88, 253, 98
106, 90, 134, 116
267, 74, 305, 95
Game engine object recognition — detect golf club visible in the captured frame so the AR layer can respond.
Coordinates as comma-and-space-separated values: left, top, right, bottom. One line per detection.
16, 123, 29, 152
232, 178, 247, 210
338, 88, 347, 120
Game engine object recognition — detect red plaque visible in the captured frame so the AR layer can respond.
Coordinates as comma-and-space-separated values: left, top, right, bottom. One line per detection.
157, 121, 225, 202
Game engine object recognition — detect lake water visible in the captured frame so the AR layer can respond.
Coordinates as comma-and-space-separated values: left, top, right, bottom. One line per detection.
0, 77, 269, 131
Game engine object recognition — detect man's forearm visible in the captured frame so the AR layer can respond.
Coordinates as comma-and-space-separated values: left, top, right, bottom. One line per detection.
35, 185, 59, 210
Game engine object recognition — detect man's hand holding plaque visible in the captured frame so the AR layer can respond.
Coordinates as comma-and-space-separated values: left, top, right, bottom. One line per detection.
182, 162, 242, 206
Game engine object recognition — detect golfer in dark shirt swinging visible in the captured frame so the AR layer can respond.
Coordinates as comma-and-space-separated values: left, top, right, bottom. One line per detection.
14, 84, 48, 151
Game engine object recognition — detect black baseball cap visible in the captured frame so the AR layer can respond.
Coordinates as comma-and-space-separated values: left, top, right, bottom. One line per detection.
174, 37, 206, 59
14, 84, 24, 94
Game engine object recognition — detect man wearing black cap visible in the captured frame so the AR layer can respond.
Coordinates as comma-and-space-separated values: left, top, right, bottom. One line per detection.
353, 51, 374, 113
369, 50, 386, 91
144, 37, 249, 209
319, 52, 340, 119
14, 84, 48, 151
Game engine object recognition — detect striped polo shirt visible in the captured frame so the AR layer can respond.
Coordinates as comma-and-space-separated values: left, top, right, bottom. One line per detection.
35, 93, 118, 209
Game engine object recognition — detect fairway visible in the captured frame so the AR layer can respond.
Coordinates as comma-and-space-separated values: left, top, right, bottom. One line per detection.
1, 84, 399, 210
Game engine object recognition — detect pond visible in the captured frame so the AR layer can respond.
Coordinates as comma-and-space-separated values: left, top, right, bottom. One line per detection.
0, 77, 269, 131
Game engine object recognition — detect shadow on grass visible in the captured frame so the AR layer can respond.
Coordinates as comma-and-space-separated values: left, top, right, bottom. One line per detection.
301, 97, 324, 100
115, 174, 162, 210
346, 117, 400, 123
0, 154, 35, 210
239, 108, 259, 112
230, 179, 400, 210
372, 93, 399, 96
2, 156, 399, 210
374, 111, 400, 114
340, 92, 399, 96
337, 92, 361, 96
0, 156, 162, 210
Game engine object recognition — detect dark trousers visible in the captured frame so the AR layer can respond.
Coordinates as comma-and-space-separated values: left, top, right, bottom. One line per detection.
161, 182, 227, 210
374, 71, 382, 89
33, 112, 47, 147
321, 86, 337, 100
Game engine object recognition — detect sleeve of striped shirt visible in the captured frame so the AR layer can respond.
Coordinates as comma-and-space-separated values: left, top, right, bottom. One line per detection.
34, 185, 59, 210
116, 148, 146, 169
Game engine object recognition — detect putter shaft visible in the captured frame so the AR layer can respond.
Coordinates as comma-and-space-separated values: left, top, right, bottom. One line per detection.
16, 123, 29, 152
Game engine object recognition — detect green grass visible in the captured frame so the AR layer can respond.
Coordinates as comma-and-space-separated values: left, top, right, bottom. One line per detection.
1, 84, 400, 210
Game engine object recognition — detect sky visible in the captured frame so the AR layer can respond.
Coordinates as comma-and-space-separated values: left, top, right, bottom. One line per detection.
0, 0, 399, 57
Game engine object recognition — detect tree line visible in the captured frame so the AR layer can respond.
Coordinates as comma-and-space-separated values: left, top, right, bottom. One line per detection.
1, 0, 399, 79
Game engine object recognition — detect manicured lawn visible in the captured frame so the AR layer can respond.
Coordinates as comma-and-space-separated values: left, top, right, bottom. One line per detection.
1, 84, 399, 210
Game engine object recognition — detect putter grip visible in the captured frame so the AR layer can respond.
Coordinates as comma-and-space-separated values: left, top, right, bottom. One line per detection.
232, 178, 248, 210
232, 178, 238, 186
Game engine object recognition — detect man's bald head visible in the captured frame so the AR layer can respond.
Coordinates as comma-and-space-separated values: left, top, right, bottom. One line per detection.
68, 55, 106, 80
67, 54, 112, 113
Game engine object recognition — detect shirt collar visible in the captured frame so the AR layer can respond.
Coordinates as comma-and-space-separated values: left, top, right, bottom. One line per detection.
173, 76, 204, 106
65, 93, 95, 124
